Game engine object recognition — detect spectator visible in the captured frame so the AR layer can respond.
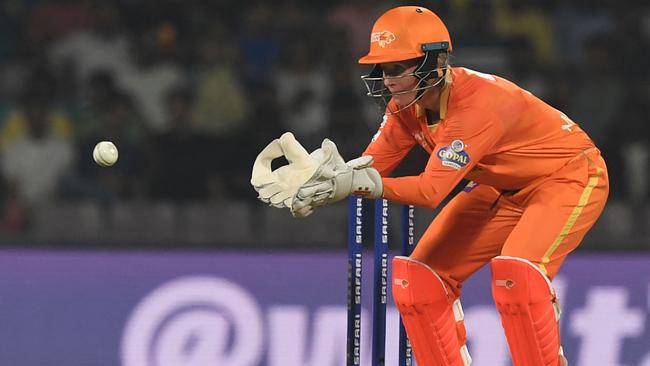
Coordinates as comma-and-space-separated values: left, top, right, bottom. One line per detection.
238, 3, 281, 87
0, 94, 75, 205
193, 27, 249, 137
328, 0, 385, 60
117, 27, 185, 131
274, 40, 332, 149
492, 0, 557, 67
0, 69, 73, 148
49, 3, 132, 96
0, 1, 642, 248
553, 0, 615, 65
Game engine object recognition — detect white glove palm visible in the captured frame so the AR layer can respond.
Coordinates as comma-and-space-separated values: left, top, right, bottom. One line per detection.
251, 133, 382, 216
251, 133, 348, 208
251, 132, 321, 208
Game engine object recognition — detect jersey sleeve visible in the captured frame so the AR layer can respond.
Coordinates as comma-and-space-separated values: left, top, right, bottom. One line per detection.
381, 109, 505, 208
362, 112, 416, 177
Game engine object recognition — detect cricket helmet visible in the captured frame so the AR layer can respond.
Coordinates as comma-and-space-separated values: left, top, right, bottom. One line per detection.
359, 6, 452, 64
359, 7, 453, 115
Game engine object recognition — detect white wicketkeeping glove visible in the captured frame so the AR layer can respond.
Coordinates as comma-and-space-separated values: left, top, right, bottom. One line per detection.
251, 132, 321, 208
250, 132, 349, 209
291, 142, 383, 218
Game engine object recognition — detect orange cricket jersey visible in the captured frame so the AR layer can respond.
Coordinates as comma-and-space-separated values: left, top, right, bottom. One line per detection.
363, 67, 596, 209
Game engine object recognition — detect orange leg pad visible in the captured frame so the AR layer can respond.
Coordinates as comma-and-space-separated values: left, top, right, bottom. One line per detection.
491, 256, 565, 366
392, 256, 471, 366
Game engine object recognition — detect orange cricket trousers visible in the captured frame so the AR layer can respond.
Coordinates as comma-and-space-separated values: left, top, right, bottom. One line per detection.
410, 149, 609, 297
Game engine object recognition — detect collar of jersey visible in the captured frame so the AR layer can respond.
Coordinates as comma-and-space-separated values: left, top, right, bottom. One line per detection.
415, 70, 453, 120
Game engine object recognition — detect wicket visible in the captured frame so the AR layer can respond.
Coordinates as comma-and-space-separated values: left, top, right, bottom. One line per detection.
346, 197, 415, 366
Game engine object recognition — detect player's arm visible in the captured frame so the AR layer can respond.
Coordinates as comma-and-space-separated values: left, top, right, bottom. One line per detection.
289, 112, 415, 217
382, 110, 504, 209
362, 112, 417, 177
290, 110, 503, 216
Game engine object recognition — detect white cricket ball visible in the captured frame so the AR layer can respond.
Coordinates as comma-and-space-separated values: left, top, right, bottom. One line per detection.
93, 141, 119, 167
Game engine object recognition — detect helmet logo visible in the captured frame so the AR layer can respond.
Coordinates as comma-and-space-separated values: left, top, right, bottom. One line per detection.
371, 30, 396, 48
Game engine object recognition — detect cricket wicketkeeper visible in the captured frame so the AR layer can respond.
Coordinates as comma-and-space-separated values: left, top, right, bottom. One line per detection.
251, 6, 609, 366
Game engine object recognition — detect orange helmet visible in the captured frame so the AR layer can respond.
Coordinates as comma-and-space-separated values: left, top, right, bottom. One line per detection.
359, 6, 452, 64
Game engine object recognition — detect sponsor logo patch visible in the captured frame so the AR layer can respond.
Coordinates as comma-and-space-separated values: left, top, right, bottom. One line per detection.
451, 139, 465, 152
437, 139, 470, 170
371, 30, 396, 48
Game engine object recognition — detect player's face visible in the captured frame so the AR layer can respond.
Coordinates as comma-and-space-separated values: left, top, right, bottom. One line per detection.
381, 61, 419, 107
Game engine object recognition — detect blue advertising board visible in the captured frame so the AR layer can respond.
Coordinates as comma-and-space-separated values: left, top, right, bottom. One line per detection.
0, 250, 648, 365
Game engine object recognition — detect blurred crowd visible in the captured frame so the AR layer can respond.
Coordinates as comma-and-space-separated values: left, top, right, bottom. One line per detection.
0, 0, 647, 243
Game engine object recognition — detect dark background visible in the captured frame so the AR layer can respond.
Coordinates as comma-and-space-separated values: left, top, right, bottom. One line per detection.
0, 0, 647, 250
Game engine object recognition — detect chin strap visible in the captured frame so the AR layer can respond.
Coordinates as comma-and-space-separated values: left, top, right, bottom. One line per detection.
386, 69, 449, 115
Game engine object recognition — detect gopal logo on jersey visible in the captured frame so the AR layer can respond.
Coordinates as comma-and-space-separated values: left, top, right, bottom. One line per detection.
371, 31, 396, 48
437, 139, 470, 170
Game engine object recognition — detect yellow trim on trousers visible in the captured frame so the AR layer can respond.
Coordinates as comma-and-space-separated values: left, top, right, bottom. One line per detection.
540, 165, 602, 275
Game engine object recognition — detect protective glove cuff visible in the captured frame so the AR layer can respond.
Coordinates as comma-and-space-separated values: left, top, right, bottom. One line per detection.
350, 167, 382, 199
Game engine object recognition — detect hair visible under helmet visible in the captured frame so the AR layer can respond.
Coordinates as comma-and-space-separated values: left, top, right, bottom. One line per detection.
359, 6, 453, 115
